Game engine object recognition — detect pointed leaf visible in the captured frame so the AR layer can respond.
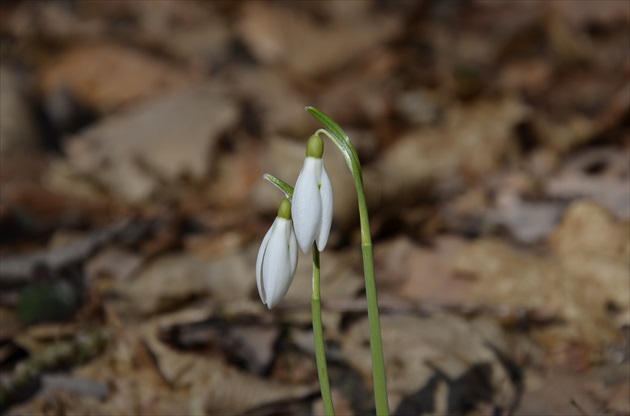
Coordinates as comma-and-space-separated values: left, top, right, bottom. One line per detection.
306, 106, 349, 144
263, 173, 294, 199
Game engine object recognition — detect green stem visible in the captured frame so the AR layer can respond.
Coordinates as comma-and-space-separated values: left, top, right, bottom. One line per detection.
312, 244, 335, 415
356, 180, 389, 416
308, 108, 389, 415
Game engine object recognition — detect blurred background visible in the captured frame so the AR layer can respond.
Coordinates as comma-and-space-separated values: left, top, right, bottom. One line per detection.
0, 1, 628, 415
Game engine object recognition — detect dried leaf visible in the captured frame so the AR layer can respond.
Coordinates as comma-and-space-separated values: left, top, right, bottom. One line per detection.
366, 99, 529, 207
547, 148, 630, 220
39, 44, 190, 113
64, 85, 238, 202
342, 314, 519, 414
141, 316, 316, 414
120, 243, 259, 315
158, 313, 279, 375
238, 2, 401, 77
375, 235, 473, 304
0, 220, 144, 285
455, 201, 629, 351
0, 66, 41, 158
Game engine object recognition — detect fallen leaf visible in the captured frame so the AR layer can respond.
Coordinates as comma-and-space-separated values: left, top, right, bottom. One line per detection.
375, 235, 473, 304
63, 325, 192, 416
156, 308, 279, 375
606, 379, 630, 415
225, 67, 309, 136
84, 247, 143, 282
316, 48, 399, 125
40, 374, 108, 401
237, 2, 402, 78
64, 84, 238, 202
342, 314, 520, 414
488, 196, 564, 244
0, 182, 113, 243
283, 248, 363, 313
141, 315, 317, 414
0, 219, 143, 285
0, 66, 41, 158
39, 44, 191, 113
515, 370, 611, 416
455, 201, 629, 353
550, 200, 629, 266
532, 112, 596, 155
4, 1, 104, 43
366, 98, 529, 209
547, 147, 630, 220
553, 0, 630, 29
550, 200, 630, 330
120, 242, 259, 316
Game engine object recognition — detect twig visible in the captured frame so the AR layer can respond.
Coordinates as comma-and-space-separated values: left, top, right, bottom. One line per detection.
0, 329, 108, 409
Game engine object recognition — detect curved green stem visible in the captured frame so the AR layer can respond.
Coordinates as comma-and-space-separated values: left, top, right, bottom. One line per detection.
307, 107, 389, 415
312, 244, 335, 415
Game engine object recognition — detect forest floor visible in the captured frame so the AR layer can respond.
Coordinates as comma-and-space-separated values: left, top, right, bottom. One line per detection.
0, 1, 628, 415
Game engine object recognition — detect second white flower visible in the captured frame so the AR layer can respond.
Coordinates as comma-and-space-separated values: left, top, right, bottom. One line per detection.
256, 199, 298, 309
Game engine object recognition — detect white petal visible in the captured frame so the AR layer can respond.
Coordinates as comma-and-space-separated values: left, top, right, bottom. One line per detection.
316, 164, 334, 251
292, 158, 322, 253
288, 222, 298, 277
256, 222, 274, 305
262, 218, 295, 309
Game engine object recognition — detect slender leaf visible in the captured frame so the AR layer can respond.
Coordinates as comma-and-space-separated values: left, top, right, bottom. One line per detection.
263, 173, 294, 199
306, 106, 349, 142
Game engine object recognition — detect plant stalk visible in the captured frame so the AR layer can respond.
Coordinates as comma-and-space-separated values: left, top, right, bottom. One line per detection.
307, 108, 389, 415
312, 244, 335, 415
354, 168, 389, 416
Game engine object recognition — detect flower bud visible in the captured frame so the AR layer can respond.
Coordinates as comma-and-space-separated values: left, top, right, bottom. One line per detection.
256, 199, 298, 309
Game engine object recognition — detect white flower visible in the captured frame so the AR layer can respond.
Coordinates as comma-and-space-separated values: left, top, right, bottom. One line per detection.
256, 199, 298, 309
292, 135, 334, 253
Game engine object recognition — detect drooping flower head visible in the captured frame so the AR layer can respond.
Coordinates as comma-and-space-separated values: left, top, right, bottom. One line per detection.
256, 198, 298, 309
292, 134, 334, 253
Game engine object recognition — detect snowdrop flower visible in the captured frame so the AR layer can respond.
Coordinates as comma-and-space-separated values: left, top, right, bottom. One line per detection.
292, 134, 333, 253
256, 199, 298, 309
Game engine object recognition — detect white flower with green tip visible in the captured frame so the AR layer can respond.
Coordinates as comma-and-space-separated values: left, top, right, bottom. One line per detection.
292, 134, 334, 253
256, 199, 298, 309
